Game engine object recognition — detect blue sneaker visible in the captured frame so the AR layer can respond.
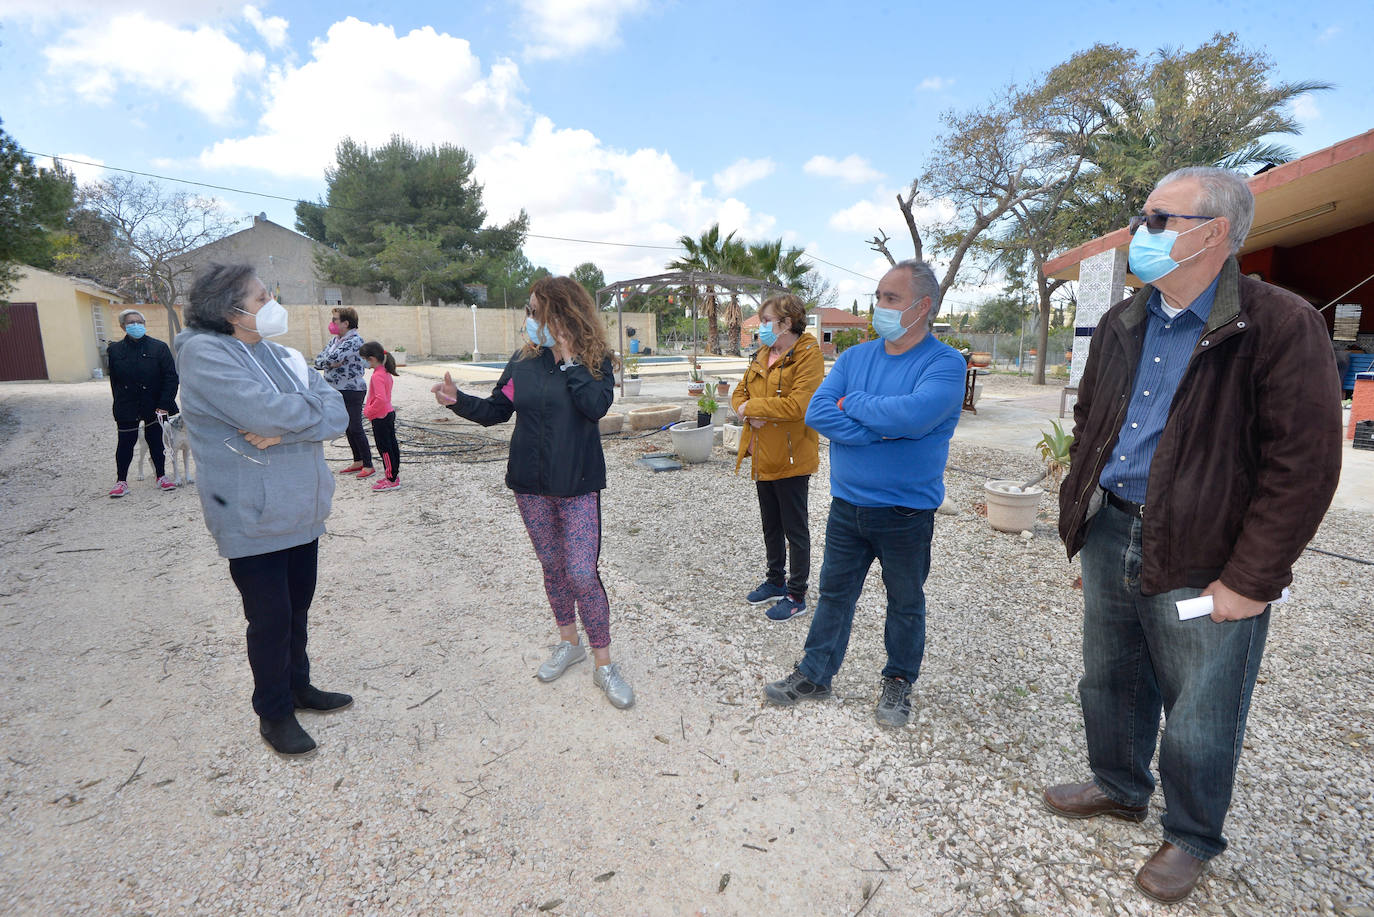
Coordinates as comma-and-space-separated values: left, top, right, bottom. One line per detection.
765, 595, 808, 621
746, 581, 788, 605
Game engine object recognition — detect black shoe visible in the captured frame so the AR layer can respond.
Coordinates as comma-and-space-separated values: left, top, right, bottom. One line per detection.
764, 668, 832, 706
294, 685, 354, 712
875, 675, 913, 728
259, 714, 317, 756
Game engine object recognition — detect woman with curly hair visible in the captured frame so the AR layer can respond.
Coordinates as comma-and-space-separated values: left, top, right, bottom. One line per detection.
431, 276, 634, 708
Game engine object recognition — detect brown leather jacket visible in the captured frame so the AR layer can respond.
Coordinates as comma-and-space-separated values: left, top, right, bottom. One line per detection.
731, 332, 823, 481
1059, 258, 1342, 601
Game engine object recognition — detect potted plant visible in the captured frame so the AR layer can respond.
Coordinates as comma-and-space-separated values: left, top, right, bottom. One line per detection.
1035, 419, 1074, 491
714, 376, 730, 398
696, 392, 717, 428
687, 365, 705, 397
392, 345, 408, 366
622, 355, 641, 396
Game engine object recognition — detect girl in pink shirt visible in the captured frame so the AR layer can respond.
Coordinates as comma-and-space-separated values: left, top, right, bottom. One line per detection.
359, 342, 400, 491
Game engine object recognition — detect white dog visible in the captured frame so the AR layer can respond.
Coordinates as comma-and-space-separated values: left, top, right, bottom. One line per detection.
136, 413, 194, 485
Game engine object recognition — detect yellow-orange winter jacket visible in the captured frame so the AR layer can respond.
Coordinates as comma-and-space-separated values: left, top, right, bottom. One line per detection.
731, 332, 823, 480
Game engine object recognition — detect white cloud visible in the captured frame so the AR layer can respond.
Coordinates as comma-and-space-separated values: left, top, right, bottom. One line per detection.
1292, 95, 1321, 123
828, 187, 956, 237
518, 0, 649, 60
803, 154, 884, 185
917, 76, 954, 92
43, 12, 265, 121
198, 18, 529, 178
477, 116, 776, 280
0, 0, 231, 24
712, 157, 775, 195
243, 4, 288, 49
34, 152, 107, 185
1317, 25, 1340, 42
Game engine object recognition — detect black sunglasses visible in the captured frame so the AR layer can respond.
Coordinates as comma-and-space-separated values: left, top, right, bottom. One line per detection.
1129, 212, 1213, 234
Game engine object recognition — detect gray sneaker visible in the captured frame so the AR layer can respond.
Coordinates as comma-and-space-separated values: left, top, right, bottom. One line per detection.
764, 668, 832, 706
593, 662, 635, 709
875, 676, 913, 727
537, 641, 586, 682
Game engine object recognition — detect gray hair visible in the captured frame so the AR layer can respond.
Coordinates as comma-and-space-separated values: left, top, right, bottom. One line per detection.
187, 263, 258, 335
1156, 166, 1254, 253
892, 258, 942, 321
117, 308, 145, 327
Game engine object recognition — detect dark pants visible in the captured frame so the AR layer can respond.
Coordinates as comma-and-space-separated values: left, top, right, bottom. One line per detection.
798, 498, 934, 688
115, 417, 165, 480
1078, 502, 1269, 860
339, 389, 373, 467
756, 475, 810, 598
227, 540, 318, 720
370, 411, 400, 482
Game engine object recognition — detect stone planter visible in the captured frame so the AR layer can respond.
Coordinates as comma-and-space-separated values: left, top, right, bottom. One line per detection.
621, 377, 641, 396
393, 350, 408, 366
627, 405, 681, 431
970, 351, 991, 368
721, 423, 743, 451
984, 480, 1043, 533
669, 420, 714, 463
598, 413, 624, 435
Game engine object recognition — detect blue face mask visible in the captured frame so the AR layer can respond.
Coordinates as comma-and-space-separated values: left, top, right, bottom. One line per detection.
872, 304, 914, 342
758, 321, 778, 347
1127, 220, 1211, 284
525, 315, 557, 349
125, 323, 146, 339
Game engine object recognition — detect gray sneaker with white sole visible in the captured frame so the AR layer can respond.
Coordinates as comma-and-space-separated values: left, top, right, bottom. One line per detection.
593, 662, 635, 709
537, 641, 586, 682
875, 675, 913, 727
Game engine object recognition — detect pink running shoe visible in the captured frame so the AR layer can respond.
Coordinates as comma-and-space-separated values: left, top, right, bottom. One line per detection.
109, 481, 130, 498
371, 478, 400, 492
157, 475, 177, 491
355, 467, 377, 479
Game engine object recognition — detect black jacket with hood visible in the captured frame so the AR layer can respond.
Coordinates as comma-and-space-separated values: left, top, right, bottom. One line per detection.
108, 333, 179, 423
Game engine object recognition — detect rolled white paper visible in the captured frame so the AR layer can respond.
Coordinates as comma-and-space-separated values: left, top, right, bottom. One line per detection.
1176, 587, 1291, 621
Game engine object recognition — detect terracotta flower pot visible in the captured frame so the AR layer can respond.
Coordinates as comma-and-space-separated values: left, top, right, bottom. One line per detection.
970, 351, 992, 368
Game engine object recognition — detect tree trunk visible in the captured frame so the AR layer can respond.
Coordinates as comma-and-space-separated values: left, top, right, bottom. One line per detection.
725, 293, 742, 356
705, 290, 719, 355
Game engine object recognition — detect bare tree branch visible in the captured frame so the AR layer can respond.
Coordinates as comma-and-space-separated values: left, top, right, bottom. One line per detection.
866, 229, 896, 267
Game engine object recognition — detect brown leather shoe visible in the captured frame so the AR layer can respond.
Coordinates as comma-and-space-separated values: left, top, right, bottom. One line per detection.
1043, 782, 1148, 822
1135, 842, 1206, 903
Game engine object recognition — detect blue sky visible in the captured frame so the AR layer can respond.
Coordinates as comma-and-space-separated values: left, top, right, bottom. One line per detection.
0, 0, 1369, 312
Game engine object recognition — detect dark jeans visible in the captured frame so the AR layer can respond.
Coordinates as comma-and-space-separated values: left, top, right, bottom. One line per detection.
227, 540, 318, 720
339, 389, 373, 467
115, 417, 165, 480
757, 475, 810, 598
798, 497, 934, 688
371, 411, 400, 481
1078, 502, 1269, 861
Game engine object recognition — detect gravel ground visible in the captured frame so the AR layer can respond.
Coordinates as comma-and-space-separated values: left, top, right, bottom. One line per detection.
0, 371, 1370, 916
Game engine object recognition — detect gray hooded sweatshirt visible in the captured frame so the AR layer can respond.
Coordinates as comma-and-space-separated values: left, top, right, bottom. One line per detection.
175, 328, 348, 559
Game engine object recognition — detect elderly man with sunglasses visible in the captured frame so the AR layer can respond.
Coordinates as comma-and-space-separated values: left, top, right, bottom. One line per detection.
1045, 167, 1342, 903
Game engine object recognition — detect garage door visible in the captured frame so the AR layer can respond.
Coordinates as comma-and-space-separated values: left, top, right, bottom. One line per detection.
0, 303, 49, 381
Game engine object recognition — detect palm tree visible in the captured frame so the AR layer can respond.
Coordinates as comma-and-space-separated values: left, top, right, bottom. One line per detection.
749, 239, 813, 294
666, 224, 731, 355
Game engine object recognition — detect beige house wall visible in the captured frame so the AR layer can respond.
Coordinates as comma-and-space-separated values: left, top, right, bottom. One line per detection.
6, 267, 125, 383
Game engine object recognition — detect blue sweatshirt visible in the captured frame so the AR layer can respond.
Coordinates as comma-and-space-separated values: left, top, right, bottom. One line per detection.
805, 334, 966, 509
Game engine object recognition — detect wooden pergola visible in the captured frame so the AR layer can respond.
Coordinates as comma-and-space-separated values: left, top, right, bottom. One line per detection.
595, 271, 787, 390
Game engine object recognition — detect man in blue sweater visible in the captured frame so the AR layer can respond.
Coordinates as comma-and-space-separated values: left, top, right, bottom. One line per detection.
764, 259, 967, 727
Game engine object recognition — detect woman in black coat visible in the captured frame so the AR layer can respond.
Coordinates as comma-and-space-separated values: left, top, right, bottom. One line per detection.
107, 308, 179, 497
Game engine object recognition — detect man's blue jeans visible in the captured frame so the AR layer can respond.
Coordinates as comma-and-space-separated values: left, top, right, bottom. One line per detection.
1079, 502, 1269, 861
798, 497, 933, 688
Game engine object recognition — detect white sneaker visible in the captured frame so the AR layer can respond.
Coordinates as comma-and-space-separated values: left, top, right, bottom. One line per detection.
537, 641, 586, 682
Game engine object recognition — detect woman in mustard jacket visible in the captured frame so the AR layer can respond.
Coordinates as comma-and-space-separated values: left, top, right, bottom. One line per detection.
732, 293, 823, 621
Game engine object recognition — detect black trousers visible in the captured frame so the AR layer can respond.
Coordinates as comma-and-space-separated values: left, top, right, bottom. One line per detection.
370, 411, 401, 481
757, 475, 811, 598
115, 417, 165, 480
339, 389, 373, 467
227, 540, 318, 720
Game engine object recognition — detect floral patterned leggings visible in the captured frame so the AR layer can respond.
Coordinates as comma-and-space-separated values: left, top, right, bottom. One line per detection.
514, 491, 612, 649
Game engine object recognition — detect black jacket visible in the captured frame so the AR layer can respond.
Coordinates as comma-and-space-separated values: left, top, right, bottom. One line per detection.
108, 334, 179, 423
448, 348, 615, 496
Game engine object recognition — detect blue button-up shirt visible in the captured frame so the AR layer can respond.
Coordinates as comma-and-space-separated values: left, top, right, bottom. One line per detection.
1099, 274, 1220, 503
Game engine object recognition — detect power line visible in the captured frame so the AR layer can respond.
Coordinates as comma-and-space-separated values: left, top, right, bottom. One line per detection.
23, 148, 896, 281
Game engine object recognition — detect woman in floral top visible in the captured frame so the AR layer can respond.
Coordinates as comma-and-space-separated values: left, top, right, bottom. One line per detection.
313, 306, 374, 476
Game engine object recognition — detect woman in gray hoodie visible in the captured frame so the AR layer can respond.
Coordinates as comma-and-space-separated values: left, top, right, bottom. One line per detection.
176, 263, 352, 756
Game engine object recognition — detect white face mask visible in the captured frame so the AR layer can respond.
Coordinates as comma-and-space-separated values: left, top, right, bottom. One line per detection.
237, 299, 289, 338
